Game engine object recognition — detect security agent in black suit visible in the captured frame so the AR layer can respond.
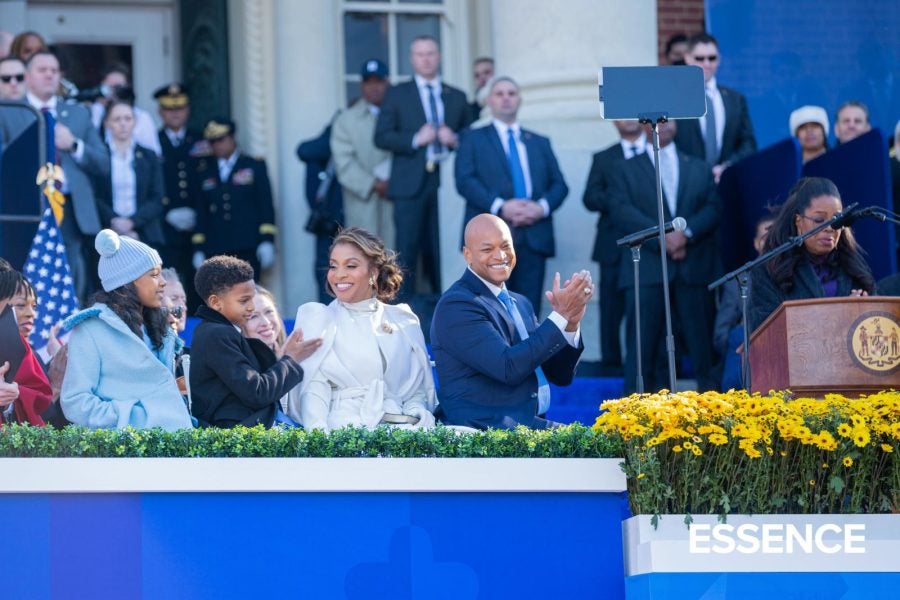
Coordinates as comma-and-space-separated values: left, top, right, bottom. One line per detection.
191, 118, 277, 278
583, 121, 648, 373
675, 32, 756, 183
374, 35, 473, 300
153, 83, 210, 309
608, 121, 722, 393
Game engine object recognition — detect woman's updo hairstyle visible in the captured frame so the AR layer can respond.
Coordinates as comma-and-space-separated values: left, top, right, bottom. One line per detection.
329, 227, 403, 302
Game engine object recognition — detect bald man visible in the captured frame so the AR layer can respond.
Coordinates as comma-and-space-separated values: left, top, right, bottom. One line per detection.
430, 214, 590, 429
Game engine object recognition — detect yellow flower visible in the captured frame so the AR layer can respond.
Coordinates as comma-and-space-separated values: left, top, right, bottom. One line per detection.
672, 445, 683, 453
822, 462, 829, 469
637, 473, 646, 479
809, 479, 816, 486
882, 444, 894, 453
708, 433, 729, 446
691, 446, 703, 456
852, 428, 871, 448
843, 456, 853, 467
837, 423, 852, 437
683, 441, 694, 450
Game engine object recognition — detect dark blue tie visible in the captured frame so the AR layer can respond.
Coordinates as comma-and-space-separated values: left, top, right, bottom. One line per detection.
506, 128, 527, 198
41, 107, 57, 165
426, 83, 443, 155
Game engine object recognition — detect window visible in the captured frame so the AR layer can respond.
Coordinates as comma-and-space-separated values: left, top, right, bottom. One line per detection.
341, 1, 445, 104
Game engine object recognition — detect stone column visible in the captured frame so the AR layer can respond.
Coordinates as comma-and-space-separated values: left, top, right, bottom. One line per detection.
487, 0, 658, 360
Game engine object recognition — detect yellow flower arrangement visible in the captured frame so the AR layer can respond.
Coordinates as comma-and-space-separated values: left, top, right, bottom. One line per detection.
593, 389, 900, 517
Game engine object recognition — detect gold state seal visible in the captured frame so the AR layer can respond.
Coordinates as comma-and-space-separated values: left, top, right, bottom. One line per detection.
848, 312, 900, 374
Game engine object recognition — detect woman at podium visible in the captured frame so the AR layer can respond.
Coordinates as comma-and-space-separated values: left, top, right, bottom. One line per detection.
748, 177, 875, 331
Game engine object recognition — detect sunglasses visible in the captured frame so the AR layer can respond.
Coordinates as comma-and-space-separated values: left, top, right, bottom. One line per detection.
692, 55, 719, 63
163, 305, 185, 319
0, 74, 25, 83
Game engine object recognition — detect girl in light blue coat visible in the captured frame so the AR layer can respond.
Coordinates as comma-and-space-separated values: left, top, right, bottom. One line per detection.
60, 230, 193, 431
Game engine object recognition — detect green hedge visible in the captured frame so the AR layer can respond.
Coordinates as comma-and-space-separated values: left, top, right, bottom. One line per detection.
0, 424, 622, 458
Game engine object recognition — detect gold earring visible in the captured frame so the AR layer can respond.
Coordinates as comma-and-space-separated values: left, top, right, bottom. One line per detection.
369, 275, 376, 287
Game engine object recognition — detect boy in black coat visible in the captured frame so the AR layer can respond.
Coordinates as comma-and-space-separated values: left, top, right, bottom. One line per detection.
189, 256, 322, 428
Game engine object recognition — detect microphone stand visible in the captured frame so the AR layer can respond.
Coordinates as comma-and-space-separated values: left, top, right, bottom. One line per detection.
637, 113, 678, 393
708, 203, 860, 391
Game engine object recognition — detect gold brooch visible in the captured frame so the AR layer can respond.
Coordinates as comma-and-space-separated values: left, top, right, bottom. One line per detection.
381, 322, 395, 334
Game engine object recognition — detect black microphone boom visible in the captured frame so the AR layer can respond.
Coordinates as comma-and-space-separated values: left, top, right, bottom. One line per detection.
617, 216, 687, 247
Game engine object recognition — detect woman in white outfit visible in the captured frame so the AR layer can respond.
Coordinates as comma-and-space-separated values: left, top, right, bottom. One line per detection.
288, 228, 436, 431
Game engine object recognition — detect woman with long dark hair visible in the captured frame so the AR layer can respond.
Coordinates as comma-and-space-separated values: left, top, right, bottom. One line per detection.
748, 177, 875, 331
60, 230, 192, 430
287, 227, 436, 431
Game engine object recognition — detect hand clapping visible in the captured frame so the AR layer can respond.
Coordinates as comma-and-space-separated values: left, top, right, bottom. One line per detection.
545, 270, 594, 330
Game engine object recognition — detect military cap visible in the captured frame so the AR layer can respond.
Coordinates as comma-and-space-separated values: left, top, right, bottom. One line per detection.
203, 117, 236, 141
153, 82, 189, 109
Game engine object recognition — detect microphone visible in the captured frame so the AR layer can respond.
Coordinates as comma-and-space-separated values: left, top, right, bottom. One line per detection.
617, 216, 687, 247
831, 205, 883, 228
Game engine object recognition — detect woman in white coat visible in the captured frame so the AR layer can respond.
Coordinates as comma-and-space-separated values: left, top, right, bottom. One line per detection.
288, 227, 435, 431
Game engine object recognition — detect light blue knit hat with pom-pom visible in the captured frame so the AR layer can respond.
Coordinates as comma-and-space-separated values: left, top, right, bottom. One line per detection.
95, 229, 162, 291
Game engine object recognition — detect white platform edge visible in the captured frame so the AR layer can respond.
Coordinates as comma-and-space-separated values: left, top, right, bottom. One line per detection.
0, 457, 626, 494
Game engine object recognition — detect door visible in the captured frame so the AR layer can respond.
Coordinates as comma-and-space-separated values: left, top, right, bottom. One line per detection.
27, 2, 178, 118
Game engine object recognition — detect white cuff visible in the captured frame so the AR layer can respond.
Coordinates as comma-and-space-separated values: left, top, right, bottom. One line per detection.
547, 311, 580, 347
538, 199, 550, 217
490, 198, 505, 215
71, 139, 85, 162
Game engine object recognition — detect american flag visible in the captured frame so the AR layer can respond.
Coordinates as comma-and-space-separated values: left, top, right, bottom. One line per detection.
22, 207, 78, 350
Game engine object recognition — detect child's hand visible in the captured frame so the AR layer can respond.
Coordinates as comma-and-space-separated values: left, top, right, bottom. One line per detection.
282, 328, 323, 363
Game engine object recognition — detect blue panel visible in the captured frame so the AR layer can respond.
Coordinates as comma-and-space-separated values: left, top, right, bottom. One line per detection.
626, 572, 900, 599
708, 1, 900, 149
411, 492, 629, 600
0, 495, 51, 600
141, 492, 410, 599
49, 494, 143, 600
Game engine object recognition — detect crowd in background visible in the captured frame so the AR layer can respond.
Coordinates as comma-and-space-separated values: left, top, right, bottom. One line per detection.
0, 26, 899, 433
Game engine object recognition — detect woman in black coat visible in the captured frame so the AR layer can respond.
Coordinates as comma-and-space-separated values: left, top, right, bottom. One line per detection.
748, 177, 875, 331
94, 100, 165, 247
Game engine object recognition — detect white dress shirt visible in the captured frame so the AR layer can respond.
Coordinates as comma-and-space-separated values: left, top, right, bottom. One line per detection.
413, 74, 445, 163
619, 132, 648, 158
646, 142, 680, 217
698, 77, 726, 158
218, 149, 240, 182
109, 142, 137, 218
489, 119, 551, 218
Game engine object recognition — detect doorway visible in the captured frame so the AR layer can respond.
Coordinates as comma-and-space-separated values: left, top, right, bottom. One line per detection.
26, 2, 178, 117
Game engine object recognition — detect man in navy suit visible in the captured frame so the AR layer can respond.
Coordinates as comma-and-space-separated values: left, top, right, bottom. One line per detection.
675, 32, 756, 183
455, 76, 568, 312
431, 214, 590, 430
24, 50, 109, 301
374, 35, 472, 301
608, 121, 722, 394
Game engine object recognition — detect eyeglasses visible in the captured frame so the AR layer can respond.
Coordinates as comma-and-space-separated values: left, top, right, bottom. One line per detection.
163, 305, 184, 319
799, 214, 841, 230
0, 74, 25, 83
692, 55, 718, 63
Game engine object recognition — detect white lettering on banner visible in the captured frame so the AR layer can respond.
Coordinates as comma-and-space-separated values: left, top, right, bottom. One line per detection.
689, 523, 866, 554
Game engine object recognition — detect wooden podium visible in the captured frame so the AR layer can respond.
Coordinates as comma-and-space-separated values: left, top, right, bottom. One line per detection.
748, 297, 900, 396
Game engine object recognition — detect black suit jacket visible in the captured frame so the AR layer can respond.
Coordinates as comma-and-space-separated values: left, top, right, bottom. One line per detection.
192, 153, 276, 255
374, 79, 472, 198
583, 143, 627, 264
431, 269, 583, 430
94, 143, 166, 246
608, 150, 722, 288
158, 129, 209, 245
674, 85, 756, 166
455, 124, 568, 257
189, 305, 303, 428
748, 258, 868, 332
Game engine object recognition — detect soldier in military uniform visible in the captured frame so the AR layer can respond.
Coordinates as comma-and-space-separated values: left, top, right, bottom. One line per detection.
192, 118, 277, 279
154, 82, 210, 309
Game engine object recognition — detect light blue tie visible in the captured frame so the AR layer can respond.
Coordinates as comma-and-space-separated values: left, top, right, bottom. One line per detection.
506, 128, 527, 198
498, 288, 551, 414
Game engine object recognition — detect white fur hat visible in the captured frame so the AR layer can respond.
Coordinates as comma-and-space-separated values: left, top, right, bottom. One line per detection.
789, 105, 829, 137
